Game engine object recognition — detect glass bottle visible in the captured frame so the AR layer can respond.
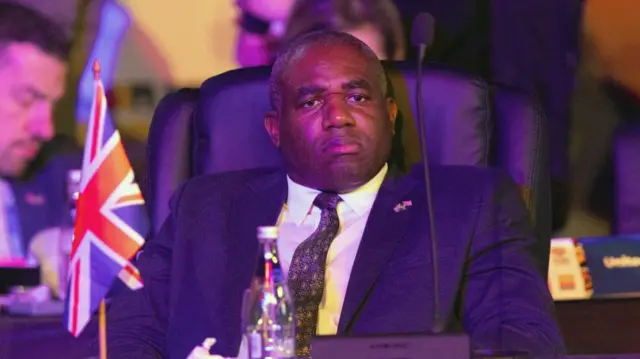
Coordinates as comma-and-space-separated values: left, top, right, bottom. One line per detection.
243, 226, 295, 359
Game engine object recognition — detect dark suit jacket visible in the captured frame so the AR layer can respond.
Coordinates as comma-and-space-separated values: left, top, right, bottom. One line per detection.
106, 164, 565, 359
6, 154, 81, 254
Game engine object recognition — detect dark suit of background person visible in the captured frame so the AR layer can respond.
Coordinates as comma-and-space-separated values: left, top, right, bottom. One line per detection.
8, 148, 81, 256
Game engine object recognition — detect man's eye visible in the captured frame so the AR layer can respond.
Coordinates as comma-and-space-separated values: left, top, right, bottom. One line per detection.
347, 94, 368, 103
302, 99, 320, 108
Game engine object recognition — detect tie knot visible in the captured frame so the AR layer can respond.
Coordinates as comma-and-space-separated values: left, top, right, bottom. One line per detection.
313, 192, 342, 210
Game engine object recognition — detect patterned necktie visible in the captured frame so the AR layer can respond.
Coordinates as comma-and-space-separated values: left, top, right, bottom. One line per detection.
288, 192, 342, 358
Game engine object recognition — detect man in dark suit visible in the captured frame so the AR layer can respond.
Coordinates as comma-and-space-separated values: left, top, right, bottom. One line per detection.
106, 31, 564, 358
0, 3, 78, 264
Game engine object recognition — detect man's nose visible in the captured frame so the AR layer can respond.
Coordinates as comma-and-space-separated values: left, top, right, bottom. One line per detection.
28, 108, 55, 141
323, 96, 355, 128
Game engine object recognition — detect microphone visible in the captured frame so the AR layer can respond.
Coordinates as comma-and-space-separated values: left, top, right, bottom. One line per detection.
411, 12, 435, 66
410, 12, 444, 334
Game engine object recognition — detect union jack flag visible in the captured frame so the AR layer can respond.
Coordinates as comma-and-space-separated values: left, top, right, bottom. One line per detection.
63, 61, 149, 337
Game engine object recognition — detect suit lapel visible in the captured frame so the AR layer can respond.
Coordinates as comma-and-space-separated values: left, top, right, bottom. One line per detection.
338, 168, 419, 333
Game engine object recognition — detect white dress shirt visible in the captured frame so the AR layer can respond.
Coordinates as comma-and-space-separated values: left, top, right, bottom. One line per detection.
0, 180, 16, 259
228, 164, 388, 358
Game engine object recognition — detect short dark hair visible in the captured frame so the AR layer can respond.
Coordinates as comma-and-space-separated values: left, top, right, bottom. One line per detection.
269, 30, 388, 112
0, 2, 70, 61
282, 0, 405, 61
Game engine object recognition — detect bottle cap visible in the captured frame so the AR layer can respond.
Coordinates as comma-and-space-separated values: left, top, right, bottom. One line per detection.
257, 226, 278, 240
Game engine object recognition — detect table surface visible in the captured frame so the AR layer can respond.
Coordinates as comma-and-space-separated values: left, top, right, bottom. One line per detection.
0, 314, 96, 359
556, 298, 640, 354
1, 298, 640, 359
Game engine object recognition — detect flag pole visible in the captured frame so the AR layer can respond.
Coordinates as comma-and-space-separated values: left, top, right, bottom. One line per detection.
99, 300, 107, 359
93, 59, 108, 359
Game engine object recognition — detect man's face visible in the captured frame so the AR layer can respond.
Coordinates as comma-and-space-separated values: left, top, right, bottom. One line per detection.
0, 43, 65, 177
265, 43, 397, 192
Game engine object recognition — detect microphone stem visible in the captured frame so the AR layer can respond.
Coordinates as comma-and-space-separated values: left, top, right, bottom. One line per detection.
416, 44, 443, 334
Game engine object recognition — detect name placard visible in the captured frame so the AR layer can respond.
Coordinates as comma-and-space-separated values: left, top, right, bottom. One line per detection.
580, 236, 640, 298
548, 236, 640, 300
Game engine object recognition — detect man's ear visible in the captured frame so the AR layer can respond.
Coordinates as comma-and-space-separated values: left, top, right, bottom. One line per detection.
264, 110, 280, 147
386, 97, 398, 134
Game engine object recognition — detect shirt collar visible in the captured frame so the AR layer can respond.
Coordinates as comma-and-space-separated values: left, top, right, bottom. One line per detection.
285, 163, 388, 224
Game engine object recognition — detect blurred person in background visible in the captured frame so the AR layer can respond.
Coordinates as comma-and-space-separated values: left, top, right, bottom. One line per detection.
234, 0, 295, 67
282, 0, 405, 61
234, 0, 405, 65
0, 2, 79, 296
